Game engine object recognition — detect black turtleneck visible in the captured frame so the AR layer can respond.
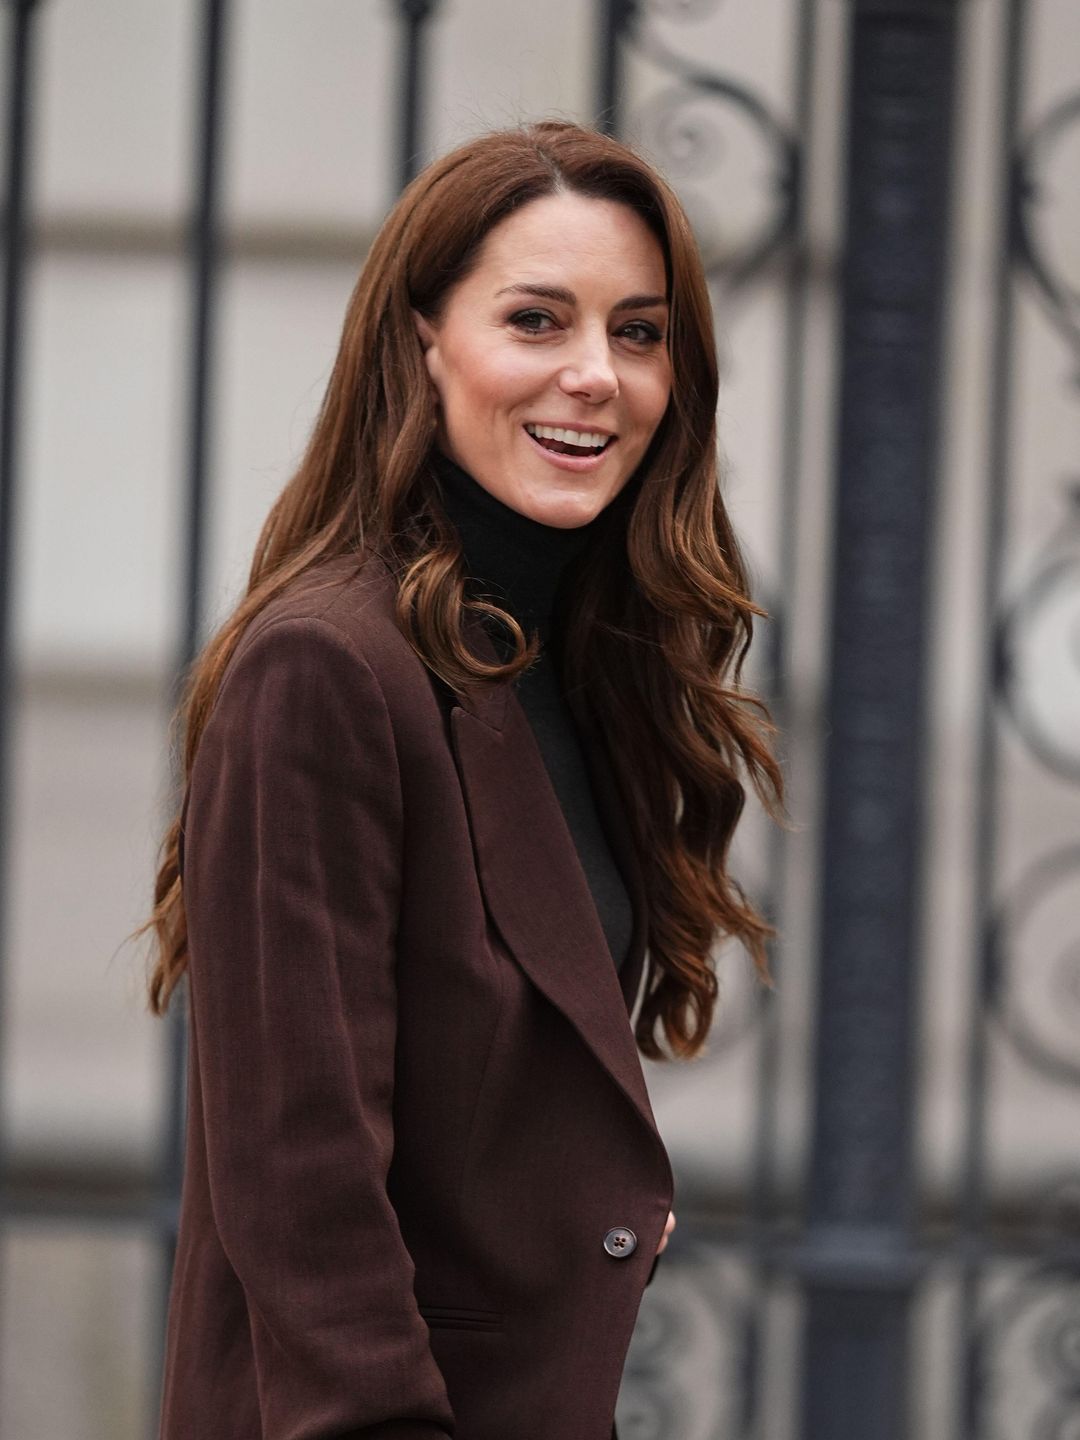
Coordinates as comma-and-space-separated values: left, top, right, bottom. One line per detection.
433, 449, 634, 974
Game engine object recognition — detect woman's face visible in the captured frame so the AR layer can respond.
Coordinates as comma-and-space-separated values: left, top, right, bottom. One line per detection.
414, 191, 673, 529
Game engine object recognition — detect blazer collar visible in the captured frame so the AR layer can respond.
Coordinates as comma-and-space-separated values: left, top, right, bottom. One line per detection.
450, 629, 659, 1147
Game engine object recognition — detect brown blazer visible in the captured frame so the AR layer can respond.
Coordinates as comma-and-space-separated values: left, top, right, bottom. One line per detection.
158, 551, 675, 1440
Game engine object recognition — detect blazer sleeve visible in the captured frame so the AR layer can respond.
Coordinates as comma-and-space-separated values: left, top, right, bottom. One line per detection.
181, 614, 455, 1440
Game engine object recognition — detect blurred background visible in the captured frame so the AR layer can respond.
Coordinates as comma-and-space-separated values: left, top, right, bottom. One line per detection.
0, 0, 1078, 1436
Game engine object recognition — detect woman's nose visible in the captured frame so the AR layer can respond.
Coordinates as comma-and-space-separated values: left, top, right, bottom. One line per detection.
557, 329, 619, 403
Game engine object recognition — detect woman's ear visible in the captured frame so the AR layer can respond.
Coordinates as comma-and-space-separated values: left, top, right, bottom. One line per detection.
412, 309, 442, 397
412, 309, 436, 352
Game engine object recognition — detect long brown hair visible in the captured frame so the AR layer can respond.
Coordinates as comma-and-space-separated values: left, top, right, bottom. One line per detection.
141, 119, 783, 1060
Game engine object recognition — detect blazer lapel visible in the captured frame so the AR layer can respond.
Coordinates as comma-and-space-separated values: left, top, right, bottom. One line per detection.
450, 676, 659, 1145
567, 692, 649, 1020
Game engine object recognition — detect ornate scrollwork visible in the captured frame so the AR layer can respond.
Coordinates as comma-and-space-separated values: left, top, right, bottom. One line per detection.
618, 1240, 754, 1439
1034, 1301, 1080, 1392
996, 493, 1080, 782
976, 1264, 1080, 1440
1013, 89, 1080, 377
989, 845, 1080, 1086
619, 2, 801, 294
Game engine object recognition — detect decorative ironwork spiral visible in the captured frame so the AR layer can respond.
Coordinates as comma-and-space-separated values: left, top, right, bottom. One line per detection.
1034, 1301, 1080, 1391
620, 0, 800, 293
975, 1262, 1080, 1440
617, 1280, 693, 1439
1013, 89, 1080, 379
995, 496, 1080, 782
988, 844, 1080, 1086
620, 1238, 755, 1439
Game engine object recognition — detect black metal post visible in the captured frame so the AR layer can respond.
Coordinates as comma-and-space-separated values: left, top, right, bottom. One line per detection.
799, 3, 964, 1437
396, 0, 440, 192
155, 0, 230, 1388
181, 0, 229, 669
596, 0, 637, 137
0, 0, 42, 1221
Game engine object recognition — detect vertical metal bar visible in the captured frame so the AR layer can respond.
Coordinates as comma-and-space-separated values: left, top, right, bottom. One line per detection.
798, 2, 964, 1437
749, 0, 815, 1251
396, 0, 439, 192
745, 1, 816, 1435
958, 0, 1026, 1434
155, 0, 230, 1395
0, 0, 42, 1220
181, 0, 229, 669
596, 0, 636, 137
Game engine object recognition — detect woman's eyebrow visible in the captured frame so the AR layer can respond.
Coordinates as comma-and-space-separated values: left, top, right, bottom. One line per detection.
494, 282, 668, 311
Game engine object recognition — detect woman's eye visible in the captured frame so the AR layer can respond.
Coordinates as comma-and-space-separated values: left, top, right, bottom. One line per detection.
619, 320, 664, 346
509, 309, 555, 333
507, 311, 664, 345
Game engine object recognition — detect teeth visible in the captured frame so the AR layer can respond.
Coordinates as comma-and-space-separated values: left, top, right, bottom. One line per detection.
525, 423, 611, 450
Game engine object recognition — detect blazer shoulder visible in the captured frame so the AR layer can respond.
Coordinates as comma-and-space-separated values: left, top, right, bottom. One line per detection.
231, 551, 412, 676
221, 550, 446, 733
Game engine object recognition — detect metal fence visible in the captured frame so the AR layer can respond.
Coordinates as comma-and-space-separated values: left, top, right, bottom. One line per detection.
1, 0, 1077, 1436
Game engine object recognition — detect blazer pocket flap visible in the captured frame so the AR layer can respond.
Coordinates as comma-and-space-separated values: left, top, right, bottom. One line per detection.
417, 1304, 504, 1331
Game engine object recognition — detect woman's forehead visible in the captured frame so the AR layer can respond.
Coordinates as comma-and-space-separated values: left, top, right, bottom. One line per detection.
469, 193, 668, 299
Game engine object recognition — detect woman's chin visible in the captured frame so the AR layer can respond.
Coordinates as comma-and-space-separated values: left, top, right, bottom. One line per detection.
515, 482, 623, 530
530, 504, 601, 530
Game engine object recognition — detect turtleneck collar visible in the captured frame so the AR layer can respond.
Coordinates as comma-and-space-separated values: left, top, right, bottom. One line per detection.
432, 448, 597, 638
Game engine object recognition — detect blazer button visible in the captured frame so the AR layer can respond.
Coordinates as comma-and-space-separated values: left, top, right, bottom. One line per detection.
603, 1227, 638, 1258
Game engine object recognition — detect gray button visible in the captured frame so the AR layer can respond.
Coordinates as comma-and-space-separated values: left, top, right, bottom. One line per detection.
603, 1227, 637, 1258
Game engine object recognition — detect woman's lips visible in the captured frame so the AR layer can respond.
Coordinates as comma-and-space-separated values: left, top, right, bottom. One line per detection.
523, 426, 617, 472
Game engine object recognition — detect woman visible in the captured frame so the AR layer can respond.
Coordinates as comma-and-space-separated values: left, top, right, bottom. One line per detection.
143, 119, 781, 1440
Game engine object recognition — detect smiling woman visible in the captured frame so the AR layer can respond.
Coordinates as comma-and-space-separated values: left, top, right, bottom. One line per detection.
138, 119, 782, 1440
413, 197, 672, 528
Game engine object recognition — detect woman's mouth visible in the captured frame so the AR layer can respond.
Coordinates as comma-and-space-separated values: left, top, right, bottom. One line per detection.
523, 423, 616, 470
